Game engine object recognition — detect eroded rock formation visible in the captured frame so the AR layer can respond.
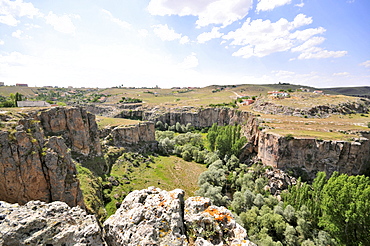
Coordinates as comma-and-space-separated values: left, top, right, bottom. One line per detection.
0, 107, 100, 207
104, 187, 256, 246
257, 131, 370, 177
0, 200, 105, 246
37, 107, 102, 156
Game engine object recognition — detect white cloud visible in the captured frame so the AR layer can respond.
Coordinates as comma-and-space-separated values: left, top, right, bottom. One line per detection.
291, 36, 326, 52
147, 0, 253, 28
297, 49, 347, 60
224, 14, 346, 60
180, 36, 190, 44
44, 11, 78, 34
0, 0, 40, 26
290, 27, 326, 41
333, 72, 349, 76
273, 70, 295, 78
0, 40, 4, 45
360, 60, 370, 68
256, 0, 292, 12
180, 52, 199, 69
11, 29, 31, 39
101, 9, 131, 29
295, 1, 305, 8
153, 24, 189, 44
138, 29, 149, 37
197, 27, 223, 43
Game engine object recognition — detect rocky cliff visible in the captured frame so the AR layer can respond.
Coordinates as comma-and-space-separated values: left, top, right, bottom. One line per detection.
37, 107, 102, 156
257, 131, 370, 177
1, 187, 255, 246
114, 106, 370, 176
110, 121, 156, 146
0, 107, 102, 207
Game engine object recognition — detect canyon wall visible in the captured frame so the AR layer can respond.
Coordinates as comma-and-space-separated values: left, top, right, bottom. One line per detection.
111, 121, 156, 146
257, 132, 370, 176
115, 106, 370, 176
0, 107, 102, 207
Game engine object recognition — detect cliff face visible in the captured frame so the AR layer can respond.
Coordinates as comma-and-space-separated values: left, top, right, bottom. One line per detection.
0, 107, 101, 207
37, 107, 102, 156
116, 106, 370, 176
257, 132, 370, 176
111, 122, 156, 146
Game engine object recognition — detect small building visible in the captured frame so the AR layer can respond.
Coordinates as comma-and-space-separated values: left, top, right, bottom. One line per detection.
16, 83, 28, 87
269, 91, 290, 98
17, 101, 51, 107
239, 99, 255, 106
0, 82, 4, 86
313, 90, 323, 94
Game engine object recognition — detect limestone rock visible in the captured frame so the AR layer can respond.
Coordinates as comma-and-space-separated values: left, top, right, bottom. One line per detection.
0, 200, 105, 246
185, 197, 255, 246
38, 107, 102, 156
103, 187, 187, 246
103, 187, 256, 246
257, 131, 370, 177
111, 121, 156, 146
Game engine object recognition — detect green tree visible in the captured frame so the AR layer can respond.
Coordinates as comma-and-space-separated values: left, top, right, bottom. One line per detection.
319, 173, 370, 246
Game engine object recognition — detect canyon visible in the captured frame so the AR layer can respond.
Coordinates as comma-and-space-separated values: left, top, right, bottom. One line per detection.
0, 103, 369, 245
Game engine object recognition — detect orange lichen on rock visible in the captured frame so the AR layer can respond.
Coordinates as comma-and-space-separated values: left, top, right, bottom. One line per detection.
203, 207, 233, 222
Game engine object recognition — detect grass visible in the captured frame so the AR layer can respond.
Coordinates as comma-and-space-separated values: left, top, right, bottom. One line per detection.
257, 112, 370, 140
96, 115, 141, 129
104, 154, 207, 217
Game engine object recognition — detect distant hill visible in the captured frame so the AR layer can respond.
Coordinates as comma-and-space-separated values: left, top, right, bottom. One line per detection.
322, 86, 370, 98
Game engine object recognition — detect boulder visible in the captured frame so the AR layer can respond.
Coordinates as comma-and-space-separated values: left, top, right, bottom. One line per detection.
0, 200, 105, 246
104, 187, 256, 246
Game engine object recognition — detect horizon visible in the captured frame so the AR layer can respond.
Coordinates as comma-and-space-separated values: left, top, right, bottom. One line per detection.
0, 0, 369, 88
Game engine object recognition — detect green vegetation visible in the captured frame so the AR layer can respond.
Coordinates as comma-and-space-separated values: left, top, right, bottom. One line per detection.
0, 92, 23, 107
207, 123, 247, 158
119, 97, 142, 103
104, 153, 206, 216
284, 172, 370, 246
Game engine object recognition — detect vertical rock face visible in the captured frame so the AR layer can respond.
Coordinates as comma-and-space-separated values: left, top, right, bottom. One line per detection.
0, 107, 100, 207
257, 132, 370, 176
0, 200, 105, 246
111, 121, 156, 146
103, 187, 256, 246
38, 107, 102, 156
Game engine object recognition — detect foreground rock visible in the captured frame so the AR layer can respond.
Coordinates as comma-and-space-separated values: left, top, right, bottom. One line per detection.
0, 200, 105, 246
104, 187, 256, 246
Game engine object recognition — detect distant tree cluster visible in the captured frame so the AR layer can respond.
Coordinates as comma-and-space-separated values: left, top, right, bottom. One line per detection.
155, 121, 194, 133
119, 97, 142, 103
0, 93, 23, 107
156, 130, 207, 163
207, 123, 247, 158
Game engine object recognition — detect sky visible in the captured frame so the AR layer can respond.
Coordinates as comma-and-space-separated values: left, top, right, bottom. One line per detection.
0, 0, 369, 89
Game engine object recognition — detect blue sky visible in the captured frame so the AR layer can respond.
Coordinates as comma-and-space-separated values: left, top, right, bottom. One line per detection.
0, 0, 369, 88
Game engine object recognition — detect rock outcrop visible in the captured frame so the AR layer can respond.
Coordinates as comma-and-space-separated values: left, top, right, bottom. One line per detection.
37, 107, 102, 156
0, 200, 105, 246
111, 121, 156, 146
0, 107, 100, 207
257, 131, 370, 177
104, 187, 256, 246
